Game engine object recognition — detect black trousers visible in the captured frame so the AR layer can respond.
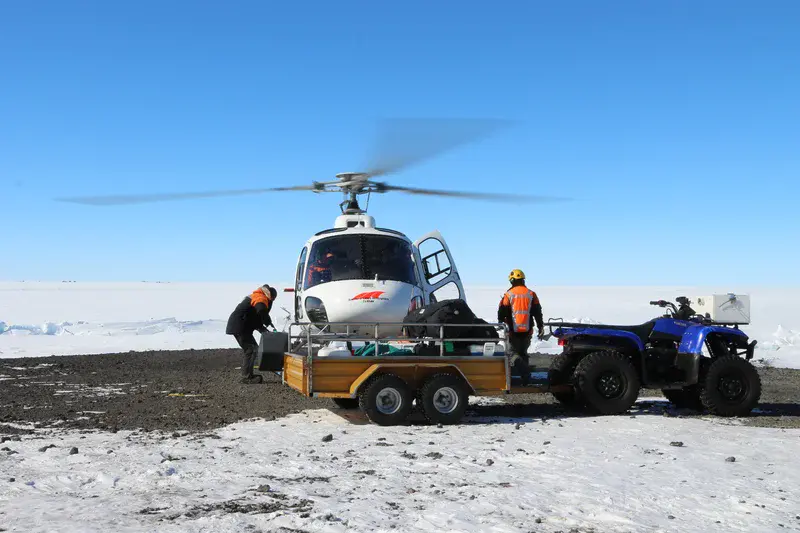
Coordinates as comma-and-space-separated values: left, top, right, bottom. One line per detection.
508, 333, 533, 383
234, 333, 259, 377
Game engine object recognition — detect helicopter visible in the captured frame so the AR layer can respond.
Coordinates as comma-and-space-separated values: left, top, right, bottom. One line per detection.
283, 173, 474, 338
56, 119, 569, 338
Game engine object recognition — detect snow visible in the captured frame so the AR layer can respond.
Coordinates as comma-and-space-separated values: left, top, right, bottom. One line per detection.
2, 404, 799, 533
1, 282, 799, 368
2, 282, 800, 531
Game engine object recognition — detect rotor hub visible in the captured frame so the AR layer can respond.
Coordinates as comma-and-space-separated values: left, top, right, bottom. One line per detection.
336, 172, 369, 182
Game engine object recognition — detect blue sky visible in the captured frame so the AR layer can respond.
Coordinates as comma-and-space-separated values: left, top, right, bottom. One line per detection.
1, 1, 798, 286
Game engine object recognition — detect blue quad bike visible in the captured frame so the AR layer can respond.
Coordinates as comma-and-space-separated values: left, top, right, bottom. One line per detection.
545, 297, 761, 416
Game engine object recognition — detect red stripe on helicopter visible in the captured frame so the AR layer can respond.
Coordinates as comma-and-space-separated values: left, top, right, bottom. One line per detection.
351, 291, 386, 300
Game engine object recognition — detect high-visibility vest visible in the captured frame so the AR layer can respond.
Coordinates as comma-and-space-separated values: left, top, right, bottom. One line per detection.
307, 264, 331, 284
504, 287, 536, 333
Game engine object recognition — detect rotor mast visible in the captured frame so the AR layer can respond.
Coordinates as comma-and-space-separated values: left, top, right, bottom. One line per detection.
337, 172, 369, 214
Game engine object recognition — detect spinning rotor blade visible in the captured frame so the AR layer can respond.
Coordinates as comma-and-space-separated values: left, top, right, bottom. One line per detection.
55, 185, 317, 206
375, 182, 571, 203
364, 118, 513, 178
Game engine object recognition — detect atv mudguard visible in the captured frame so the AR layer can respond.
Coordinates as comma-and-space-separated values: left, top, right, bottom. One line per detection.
552, 327, 645, 353
678, 325, 750, 355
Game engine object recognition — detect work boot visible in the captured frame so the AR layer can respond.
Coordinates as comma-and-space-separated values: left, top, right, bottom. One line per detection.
512, 358, 532, 386
240, 374, 263, 384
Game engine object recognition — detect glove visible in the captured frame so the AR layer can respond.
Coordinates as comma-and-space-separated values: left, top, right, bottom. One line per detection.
537, 327, 545, 340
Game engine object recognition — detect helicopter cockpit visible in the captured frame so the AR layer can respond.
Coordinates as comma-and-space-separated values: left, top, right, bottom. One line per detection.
303, 233, 417, 289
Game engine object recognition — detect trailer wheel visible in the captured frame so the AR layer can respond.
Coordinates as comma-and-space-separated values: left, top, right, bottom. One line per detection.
418, 373, 468, 425
332, 398, 359, 409
574, 350, 640, 415
358, 374, 414, 426
699, 356, 761, 417
547, 352, 583, 407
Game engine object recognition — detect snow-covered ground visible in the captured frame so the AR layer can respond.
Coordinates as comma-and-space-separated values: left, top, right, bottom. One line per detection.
3, 284, 800, 532
2, 402, 799, 533
1, 282, 799, 367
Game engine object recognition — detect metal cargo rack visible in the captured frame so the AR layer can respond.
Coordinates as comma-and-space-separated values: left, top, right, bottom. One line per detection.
287, 320, 510, 356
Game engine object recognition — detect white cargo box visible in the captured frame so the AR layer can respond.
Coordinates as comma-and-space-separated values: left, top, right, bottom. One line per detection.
690, 294, 750, 325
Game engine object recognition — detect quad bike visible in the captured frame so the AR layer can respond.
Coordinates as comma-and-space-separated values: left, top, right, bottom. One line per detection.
546, 296, 761, 416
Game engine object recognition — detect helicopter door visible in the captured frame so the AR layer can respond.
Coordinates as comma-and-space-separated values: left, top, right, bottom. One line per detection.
413, 231, 466, 303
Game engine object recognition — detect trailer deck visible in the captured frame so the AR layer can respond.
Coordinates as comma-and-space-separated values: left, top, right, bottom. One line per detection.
262, 322, 570, 425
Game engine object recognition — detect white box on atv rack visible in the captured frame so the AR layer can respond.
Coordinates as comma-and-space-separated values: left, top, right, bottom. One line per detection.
690, 294, 751, 325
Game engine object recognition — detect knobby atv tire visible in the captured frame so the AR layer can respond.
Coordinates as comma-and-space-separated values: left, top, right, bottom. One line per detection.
358, 373, 414, 426
661, 387, 703, 411
574, 350, 640, 415
332, 398, 359, 409
547, 352, 583, 408
699, 356, 761, 417
417, 373, 469, 425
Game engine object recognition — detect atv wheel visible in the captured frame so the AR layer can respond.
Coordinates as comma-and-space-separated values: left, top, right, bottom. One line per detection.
332, 398, 359, 409
574, 350, 640, 415
418, 373, 468, 425
548, 352, 583, 407
699, 356, 761, 417
358, 374, 414, 426
661, 387, 703, 411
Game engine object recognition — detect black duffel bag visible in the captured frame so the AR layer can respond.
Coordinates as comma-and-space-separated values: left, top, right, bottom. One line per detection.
466, 317, 500, 341
402, 298, 477, 339
403, 299, 499, 354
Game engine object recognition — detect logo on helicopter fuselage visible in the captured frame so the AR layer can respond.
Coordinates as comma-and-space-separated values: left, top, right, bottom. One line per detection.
350, 291, 388, 302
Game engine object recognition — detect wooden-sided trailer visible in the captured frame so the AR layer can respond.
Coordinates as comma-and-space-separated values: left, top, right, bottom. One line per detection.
258, 322, 571, 426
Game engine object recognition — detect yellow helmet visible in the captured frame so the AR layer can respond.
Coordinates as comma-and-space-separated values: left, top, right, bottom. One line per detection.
509, 269, 525, 281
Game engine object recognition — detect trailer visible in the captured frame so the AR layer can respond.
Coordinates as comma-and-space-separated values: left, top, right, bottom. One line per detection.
256, 322, 571, 426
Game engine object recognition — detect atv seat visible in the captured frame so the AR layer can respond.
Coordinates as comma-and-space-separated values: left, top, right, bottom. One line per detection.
555, 320, 656, 345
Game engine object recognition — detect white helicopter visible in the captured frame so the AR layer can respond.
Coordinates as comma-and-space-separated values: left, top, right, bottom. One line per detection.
284, 173, 474, 338
56, 119, 568, 339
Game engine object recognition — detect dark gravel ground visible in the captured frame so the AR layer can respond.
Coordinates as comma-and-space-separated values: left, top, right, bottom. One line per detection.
1, 350, 798, 433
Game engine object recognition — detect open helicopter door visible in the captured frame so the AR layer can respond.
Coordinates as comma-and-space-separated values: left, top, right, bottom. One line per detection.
413, 230, 466, 304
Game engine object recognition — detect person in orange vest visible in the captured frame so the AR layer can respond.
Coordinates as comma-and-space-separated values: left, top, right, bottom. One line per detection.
306, 251, 335, 287
226, 284, 278, 384
497, 269, 544, 386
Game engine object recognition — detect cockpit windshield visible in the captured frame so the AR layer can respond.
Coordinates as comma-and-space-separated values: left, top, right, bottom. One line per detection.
304, 234, 417, 289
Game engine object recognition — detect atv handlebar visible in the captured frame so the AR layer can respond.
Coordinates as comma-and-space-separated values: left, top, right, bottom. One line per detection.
650, 300, 678, 314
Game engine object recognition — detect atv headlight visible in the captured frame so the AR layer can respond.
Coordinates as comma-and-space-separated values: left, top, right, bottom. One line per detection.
305, 297, 329, 324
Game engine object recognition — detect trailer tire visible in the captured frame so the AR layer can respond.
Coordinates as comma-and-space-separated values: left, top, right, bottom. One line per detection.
418, 373, 468, 425
548, 352, 583, 407
699, 356, 761, 417
574, 350, 640, 415
332, 398, 359, 409
358, 374, 414, 426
